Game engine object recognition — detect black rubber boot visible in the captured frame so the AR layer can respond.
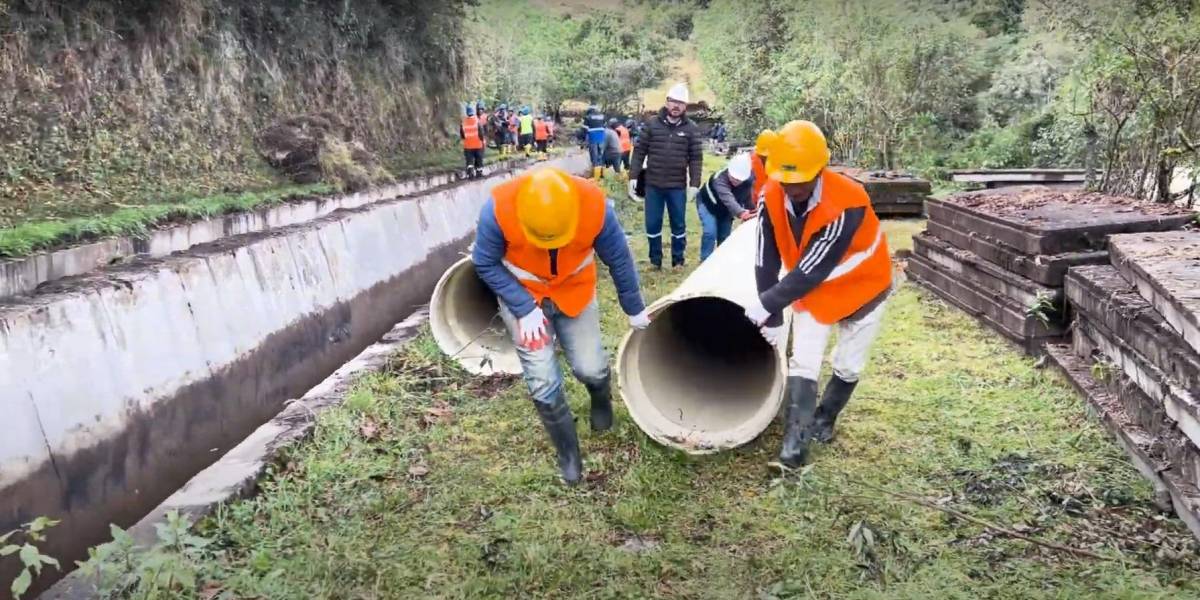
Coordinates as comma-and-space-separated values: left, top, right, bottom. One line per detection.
778, 376, 819, 468
586, 377, 614, 432
811, 376, 858, 444
534, 395, 583, 485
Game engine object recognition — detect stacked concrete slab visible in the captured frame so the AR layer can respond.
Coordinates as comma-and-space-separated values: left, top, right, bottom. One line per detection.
1049, 231, 1200, 538
909, 187, 1194, 353
833, 167, 931, 218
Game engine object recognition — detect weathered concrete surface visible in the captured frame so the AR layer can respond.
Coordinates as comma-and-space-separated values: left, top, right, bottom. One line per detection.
926, 189, 1194, 255
0, 151, 589, 595
0, 159, 536, 301
925, 221, 1108, 287
1072, 315, 1200, 452
43, 310, 429, 599
831, 167, 929, 217
913, 232, 1062, 312
1109, 231, 1200, 357
1066, 265, 1200, 396
1046, 343, 1200, 536
907, 253, 1065, 353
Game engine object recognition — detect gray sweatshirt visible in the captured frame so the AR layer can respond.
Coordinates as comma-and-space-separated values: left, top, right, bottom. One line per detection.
603, 128, 623, 157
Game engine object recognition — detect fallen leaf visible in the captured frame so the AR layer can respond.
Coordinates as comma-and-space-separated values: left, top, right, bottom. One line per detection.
359, 418, 380, 440
423, 401, 455, 426
199, 582, 225, 600
408, 464, 430, 478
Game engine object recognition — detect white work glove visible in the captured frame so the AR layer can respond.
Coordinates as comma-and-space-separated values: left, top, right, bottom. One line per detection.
628, 310, 651, 330
687, 186, 700, 200
760, 324, 787, 347
516, 306, 551, 351
743, 296, 771, 327
628, 180, 640, 199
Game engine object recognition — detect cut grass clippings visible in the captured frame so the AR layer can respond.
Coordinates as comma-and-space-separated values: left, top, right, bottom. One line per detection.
170, 157, 1200, 598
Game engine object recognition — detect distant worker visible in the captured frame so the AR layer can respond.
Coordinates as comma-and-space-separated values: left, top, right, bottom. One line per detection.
508, 111, 520, 156
752, 129, 777, 205
460, 105, 486, 179
626, 118, 640, 147
472, 168, 651, 485
544, 116, 556, 149
614, 118, 633, 178
533, 114, 551, 160
584, 105, 607, 180
602, 119, 624, 179
628, 83, 702, 270
491, 105, 510, 154
744, 120, 892, 469
518, 106, 536, 157
695, 153, 754, 261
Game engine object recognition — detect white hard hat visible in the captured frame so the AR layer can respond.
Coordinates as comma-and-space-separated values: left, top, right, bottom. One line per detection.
666, 83, 690, 104
727, 153, 752, 181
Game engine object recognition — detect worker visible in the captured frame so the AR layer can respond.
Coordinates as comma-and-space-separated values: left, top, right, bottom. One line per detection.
472, 168, 651, 485
695, 153, 754, 261
744, 120, 892, 469
629, 83, 702, 270
491, 105, 510, 154
507, 111, 520, 156
751, 129, 777, 206
544, 116, 556, 149
584, 105, 607, 180
533, 114, 551, 160
460, 105, 486, 179
614, 118, 633, 179
518, 106, 536, 157
602, 120, 624, 179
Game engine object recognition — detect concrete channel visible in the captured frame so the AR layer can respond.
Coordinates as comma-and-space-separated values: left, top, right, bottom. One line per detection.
0, 152, 588, 595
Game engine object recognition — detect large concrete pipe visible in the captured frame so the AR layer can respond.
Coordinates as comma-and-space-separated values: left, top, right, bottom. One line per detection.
617, 223, 789, 453
430, 256, 522, 375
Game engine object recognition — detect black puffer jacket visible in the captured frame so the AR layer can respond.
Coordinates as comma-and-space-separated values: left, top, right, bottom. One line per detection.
629, 107, 703, 190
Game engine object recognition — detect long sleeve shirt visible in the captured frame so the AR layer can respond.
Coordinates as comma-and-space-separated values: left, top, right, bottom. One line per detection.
472, 199, 645, 319
755, 180, 885, 327
708, 168, 753, 216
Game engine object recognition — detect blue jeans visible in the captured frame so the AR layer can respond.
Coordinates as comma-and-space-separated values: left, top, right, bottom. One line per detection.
644, 185, 687, 267
499, 298, 608, 406
696, 200, 733, 262
588, 143, 604, 167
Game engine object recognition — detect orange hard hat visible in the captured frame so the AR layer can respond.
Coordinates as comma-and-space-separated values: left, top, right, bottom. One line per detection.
766, 120, 830, 183
516, 168, 579, 249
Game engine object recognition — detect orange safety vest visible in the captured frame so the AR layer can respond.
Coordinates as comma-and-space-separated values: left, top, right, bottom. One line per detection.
492, 175, 608, 317
534, 119, 549, 141
616, 125, 632, 153
750, 154, 768, 208
462, 115, 483, 150
761, 170, 891, 325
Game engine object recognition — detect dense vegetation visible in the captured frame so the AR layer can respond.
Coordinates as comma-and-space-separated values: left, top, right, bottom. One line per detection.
0, 0, 470, 227
695, 0, 1200, 203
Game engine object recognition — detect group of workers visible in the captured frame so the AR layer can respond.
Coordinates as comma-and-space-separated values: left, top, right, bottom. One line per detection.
460, 101, 556, 179
469, 82, 894, 484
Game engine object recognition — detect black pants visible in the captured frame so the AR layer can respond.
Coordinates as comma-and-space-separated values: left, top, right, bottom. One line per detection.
621, 151, 631, 171
464, 148, 484, 170
519, 133, 534, 150
536, 140, 548, 153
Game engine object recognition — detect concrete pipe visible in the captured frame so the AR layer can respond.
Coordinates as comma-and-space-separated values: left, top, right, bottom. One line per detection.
430, 257, 522, 376
617, 223, 789, 454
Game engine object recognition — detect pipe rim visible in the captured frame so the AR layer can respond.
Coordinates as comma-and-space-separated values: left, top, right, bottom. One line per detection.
429, 256, 522, 376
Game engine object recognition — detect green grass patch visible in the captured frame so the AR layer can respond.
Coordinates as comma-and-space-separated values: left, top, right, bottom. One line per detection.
83, 157, 1200, 598
0, 183, 332, 259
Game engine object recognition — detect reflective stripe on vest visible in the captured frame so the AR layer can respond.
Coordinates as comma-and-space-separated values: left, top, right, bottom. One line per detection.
462, 116, 483, 150
492, 175, 608, 317
761, 171, 892, 325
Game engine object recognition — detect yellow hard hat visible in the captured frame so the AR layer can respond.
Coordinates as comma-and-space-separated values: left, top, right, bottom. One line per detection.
516, 168, 579, 249
754, 129, 778, 157
767, 120, 830, 183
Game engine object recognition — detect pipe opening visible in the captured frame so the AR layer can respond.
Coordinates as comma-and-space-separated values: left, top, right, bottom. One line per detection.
620, 296, 783, 450
430, 259, 520, 375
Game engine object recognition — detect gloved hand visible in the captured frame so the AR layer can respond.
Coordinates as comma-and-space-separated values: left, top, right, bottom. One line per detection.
628, 310, 651, 330
687, 186, 700, 200
628, 180, 640, 199
760, 324, 787, 346
516, 306, 551, 351
744, 296, 771, 326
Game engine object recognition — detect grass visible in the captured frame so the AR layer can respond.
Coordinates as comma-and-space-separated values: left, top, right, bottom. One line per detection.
170, 157, 1200, 598
0, 146, 548, 260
